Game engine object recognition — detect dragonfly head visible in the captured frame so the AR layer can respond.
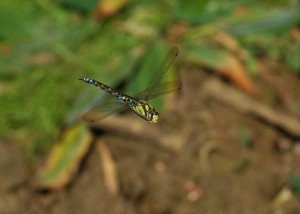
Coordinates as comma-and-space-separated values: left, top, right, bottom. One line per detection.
147, 108, 159, 123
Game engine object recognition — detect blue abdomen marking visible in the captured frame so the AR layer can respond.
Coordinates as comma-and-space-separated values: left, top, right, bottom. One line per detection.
80, 77, 94, 84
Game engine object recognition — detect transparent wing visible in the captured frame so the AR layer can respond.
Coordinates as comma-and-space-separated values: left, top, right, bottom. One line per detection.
135, 81, 181, 100
140, 47, 179, 101
82, 101, 127, 122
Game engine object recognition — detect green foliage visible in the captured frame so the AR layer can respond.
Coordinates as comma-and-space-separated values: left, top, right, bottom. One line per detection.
225, 6, 300, 72
1, 0, 300, 159
288, 175, 300, 196
58, 0, 99, 12
173, 0, 238, 24
286, 42, 300, 71
227, 8, 300, 35
238, 125, 252, 148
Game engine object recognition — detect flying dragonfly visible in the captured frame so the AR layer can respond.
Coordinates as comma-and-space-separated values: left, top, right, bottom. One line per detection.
79, 47, 180, 123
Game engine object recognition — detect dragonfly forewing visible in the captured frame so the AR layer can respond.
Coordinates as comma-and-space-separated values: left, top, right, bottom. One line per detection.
82, 101, 127, 122
141, 47, 179, 101
136, 81, 181, 101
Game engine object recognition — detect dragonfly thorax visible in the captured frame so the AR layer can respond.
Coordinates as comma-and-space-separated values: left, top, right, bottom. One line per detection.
131, 101, 159, 123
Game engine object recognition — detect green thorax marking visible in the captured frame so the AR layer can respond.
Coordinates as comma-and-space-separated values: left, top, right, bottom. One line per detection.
131, 100, 159, 123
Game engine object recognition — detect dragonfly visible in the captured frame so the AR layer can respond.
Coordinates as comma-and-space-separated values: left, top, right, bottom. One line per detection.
79, 47, 179, 123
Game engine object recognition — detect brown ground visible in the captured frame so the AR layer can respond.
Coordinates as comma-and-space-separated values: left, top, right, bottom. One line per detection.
1, 66, 300, 214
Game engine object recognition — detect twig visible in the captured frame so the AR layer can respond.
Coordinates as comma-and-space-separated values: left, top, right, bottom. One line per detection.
97, 142, 119, 196
202, 79, 300, 138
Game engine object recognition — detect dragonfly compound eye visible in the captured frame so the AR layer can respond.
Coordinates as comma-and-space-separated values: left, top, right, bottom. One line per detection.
148, 110, 159, 123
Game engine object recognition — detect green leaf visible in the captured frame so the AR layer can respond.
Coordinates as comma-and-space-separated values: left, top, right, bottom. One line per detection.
36, 123, 93, 190
0, 2, 36, 40
172, 0, 237, 25
227, 7, 300, 35
288, 174, 300, 197
185, 45, 229, 70
238, 125, 252, 148
286, 42, 300, 72
59, 0, 99, 12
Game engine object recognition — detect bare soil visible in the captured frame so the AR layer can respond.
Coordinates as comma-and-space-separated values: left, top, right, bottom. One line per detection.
1, 67, 300, 214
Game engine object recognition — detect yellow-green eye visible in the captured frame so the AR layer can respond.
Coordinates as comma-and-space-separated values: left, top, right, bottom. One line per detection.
151, 113, 159, 123
148, 110, 159, 123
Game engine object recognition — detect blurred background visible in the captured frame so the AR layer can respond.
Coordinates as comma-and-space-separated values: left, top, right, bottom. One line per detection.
1, 0, 300, 213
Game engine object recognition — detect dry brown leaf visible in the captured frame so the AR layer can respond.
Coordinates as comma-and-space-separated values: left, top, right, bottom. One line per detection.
218, 54, 259, 96
26, 52, 57, 66
186, 46, 258, 96
272, 185, 294, 208
0, 43, 12, 55
234, 5, 250, 15
97, 142, 119, 195
213, 32, 248, 60
291, 27, 300, 41
93, 0, 130, 20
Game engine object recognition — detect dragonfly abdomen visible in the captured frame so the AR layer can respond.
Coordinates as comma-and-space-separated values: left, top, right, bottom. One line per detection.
79, 77, 116, 93
79, 77, 137, 106
80, 77, 128, 99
